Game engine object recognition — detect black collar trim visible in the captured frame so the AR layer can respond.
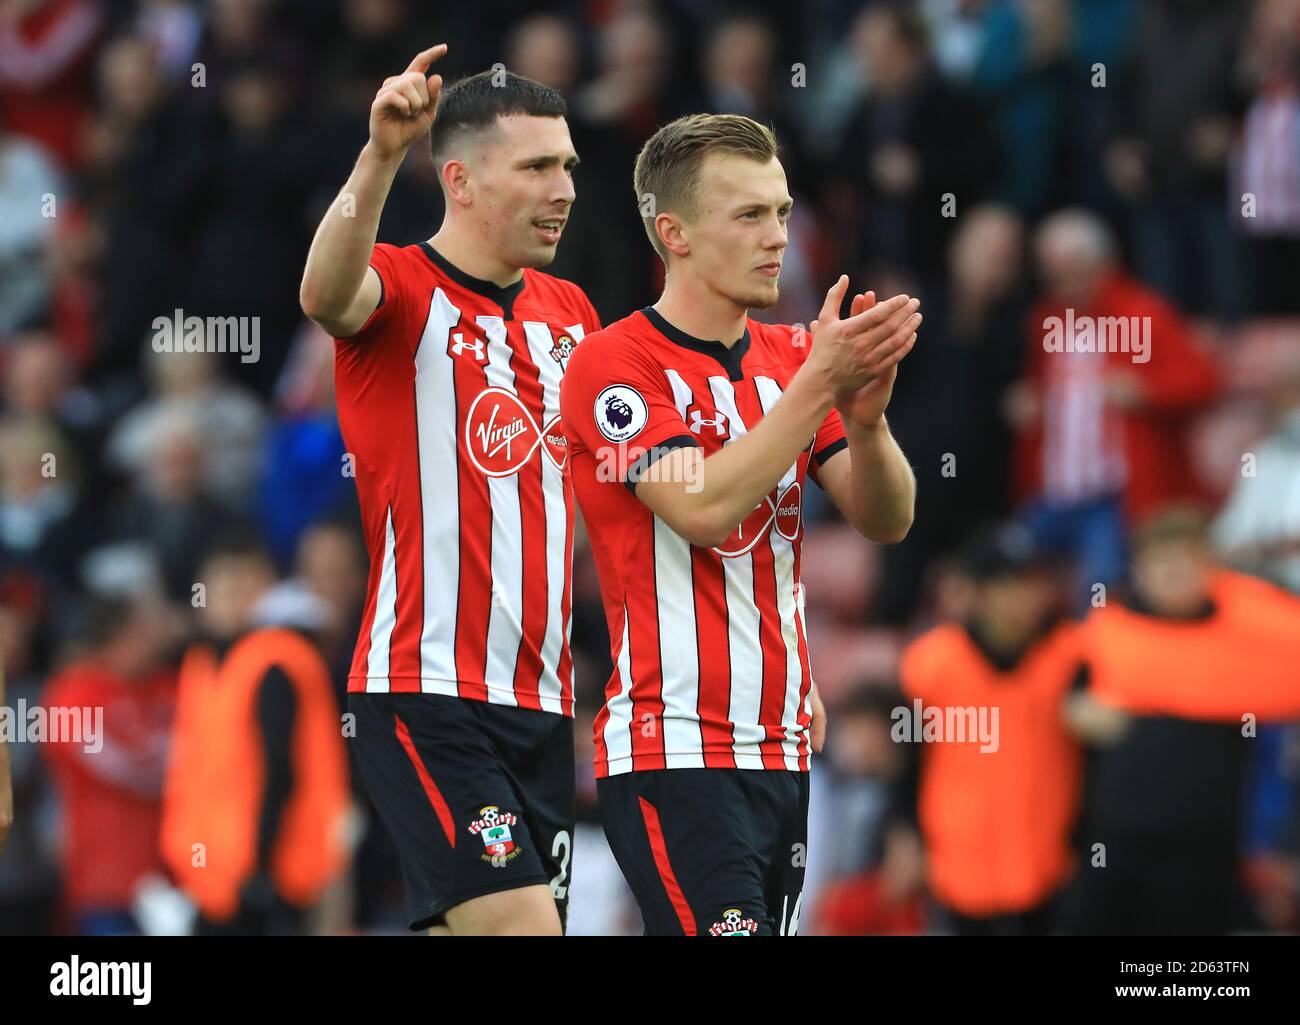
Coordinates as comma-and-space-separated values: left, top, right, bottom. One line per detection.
640, 306, 751, 381
420, 242, 526, 319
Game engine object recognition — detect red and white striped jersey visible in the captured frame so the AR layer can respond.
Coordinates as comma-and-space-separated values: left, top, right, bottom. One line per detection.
335, 241, 600, 716
559, 307, 848, 777
1041, 345, 1126, 504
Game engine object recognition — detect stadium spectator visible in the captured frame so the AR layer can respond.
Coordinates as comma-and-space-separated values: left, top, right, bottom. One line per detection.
806, 685, 924, 936
1104, 0, 1250, 320
1213, 347, 1300, 594
0, 117, 62, 336
180, 49, 318, 391
1232, 0, 1300, 315
160, 530, 350, 935
968, 0, 1074, 217
1011, 210, 1220, 596
830, 3, 1001, 286
1063, 507, 1300, 934
133, 0, 205, 82
1, 331, 108, 496
899, 523, 1081, 935
292, 518, 366, 700
257, 322, 349, 569
0, 588, 59, 935
0, 0, 102, 168
80, 32, 198, 380
875, 204, 1030, 622
41, 595, 176, 935
107, 344, 266, 510
105, 404, 239, 602
0, 417, 96, 589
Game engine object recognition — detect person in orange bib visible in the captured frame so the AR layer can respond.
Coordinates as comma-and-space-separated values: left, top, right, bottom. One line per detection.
1063, 507, 1300, 934
900, 523, 1082, 935
161, 530, 350, 934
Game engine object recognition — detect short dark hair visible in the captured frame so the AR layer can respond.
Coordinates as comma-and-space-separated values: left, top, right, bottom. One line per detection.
633, 113, 779, 262
429, 69, 567, 164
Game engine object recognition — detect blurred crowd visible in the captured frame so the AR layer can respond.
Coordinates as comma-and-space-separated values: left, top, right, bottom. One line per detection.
1, 0, 1300, 936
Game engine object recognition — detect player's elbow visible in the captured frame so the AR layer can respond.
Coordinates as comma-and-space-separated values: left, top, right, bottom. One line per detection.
862, 512, 913, 545
679, 505, 736, 549
876, 524, 912, 545
684, 521, 732, 550
655, 501, 730, 549
298, 276, 334, 318
299, 284, 351, 338
298, 277, 328, 323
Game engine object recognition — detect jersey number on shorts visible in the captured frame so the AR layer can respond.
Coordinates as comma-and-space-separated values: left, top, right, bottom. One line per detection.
549, 830, 572, 900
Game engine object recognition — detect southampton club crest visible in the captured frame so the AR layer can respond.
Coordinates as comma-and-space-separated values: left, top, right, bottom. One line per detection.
550, 332, 576, 368
467, 805, 524, 867
709, 908, 760, 936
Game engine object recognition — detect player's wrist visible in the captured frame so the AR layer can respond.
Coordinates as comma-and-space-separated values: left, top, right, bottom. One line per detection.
842, 412, 887, 436
361, 138, 410, 170
791, 359, 838, 412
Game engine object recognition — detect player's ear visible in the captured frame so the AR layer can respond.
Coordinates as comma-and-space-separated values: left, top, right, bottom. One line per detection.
440, 157, 472, 206
656, 212, 690, 259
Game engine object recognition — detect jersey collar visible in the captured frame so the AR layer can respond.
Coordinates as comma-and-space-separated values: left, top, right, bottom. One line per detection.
640, 306, 751, 382
420, 242, 526, 320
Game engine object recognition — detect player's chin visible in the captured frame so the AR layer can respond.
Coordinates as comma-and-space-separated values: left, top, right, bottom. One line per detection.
743, 281, 781, 310
518, 241, 561, 269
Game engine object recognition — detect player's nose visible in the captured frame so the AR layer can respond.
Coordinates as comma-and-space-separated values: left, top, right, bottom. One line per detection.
551, 168, 576, 206
762, 223, 788, 251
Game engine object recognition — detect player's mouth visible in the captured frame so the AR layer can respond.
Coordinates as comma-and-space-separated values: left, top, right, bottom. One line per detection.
756, 261, 782, 278
532, 218, 565, 244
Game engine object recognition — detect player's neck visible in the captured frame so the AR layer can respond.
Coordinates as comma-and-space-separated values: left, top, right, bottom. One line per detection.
653, 278, 749, 348
426, 226, 523, 289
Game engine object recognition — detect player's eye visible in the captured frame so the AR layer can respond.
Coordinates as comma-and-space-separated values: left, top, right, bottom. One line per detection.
742, 210, 760, 220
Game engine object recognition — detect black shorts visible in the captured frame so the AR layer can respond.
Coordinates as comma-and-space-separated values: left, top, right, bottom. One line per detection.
348, 691, 575, 931
597, 768, 809, 936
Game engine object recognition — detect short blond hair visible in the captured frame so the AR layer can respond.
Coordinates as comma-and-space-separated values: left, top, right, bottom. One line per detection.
633, 113, 778, 262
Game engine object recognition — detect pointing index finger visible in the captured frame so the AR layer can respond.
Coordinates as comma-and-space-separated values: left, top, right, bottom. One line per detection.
407, 43, 448, 75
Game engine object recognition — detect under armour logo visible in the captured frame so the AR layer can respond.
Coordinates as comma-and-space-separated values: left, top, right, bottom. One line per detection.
451, 333, 485, 361
690, 409, 726, 435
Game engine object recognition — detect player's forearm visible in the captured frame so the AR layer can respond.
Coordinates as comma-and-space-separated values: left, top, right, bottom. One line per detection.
650, 368, 836, 547
836, 418, 915, 543
300, 143, 402, 325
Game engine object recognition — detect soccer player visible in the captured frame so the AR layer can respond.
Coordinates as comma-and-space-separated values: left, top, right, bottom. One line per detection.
299, 46, 600, 935
559, 114, 919, 936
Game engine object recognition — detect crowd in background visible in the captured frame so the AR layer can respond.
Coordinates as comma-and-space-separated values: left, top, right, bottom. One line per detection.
2, 0, 1300, 935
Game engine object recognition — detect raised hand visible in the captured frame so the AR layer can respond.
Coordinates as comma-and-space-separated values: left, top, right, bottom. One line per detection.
369, 44, 448, 160
805, 276, 920, 402
831, 289, 920, 427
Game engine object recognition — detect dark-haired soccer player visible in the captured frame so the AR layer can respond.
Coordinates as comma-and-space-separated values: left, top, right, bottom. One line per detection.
560, 114, 919, 935
300, 46, 600, 935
